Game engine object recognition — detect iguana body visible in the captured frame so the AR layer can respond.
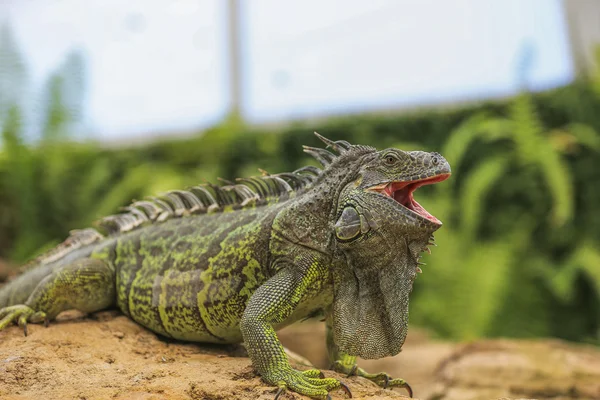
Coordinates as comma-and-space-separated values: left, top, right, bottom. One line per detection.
0, 134, 450, 399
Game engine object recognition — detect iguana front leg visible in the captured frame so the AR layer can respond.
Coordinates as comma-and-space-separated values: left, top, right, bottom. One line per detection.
0, 258, 115, 336
241, 258, 350, 400
326, 315, 413, 397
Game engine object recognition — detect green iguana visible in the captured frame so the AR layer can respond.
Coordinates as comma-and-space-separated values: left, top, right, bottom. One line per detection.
0, 133, 450, 399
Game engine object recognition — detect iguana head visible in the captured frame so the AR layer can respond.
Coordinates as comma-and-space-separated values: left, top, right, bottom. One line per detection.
307, 133, 450, 359
338, 147, 451, 232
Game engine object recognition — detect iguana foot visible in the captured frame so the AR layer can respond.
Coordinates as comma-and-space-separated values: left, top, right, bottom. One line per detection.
332, 361, 412, 397
0, 305, 47, 337
265, 367, 352, 399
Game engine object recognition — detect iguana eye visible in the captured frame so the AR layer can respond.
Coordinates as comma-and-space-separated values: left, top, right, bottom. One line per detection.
384, 154, 398, 165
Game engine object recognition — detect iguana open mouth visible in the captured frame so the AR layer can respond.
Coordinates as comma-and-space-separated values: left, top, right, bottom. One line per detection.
368, 173, 450, 224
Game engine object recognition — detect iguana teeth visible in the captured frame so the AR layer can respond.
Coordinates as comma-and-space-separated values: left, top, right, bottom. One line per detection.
367, 183, 388, 191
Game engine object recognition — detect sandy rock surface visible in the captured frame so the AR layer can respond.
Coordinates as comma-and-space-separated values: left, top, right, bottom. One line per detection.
277, 322, 455, 399
1, 311, 599, 400
431, 339, 600, 400
279, 322, 600, 400
0, 311, 408, 400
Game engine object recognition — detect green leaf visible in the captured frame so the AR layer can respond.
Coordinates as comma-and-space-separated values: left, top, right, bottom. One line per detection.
459, 155, 509, 238
534, 140, 574, 226
565, 123, 600, 151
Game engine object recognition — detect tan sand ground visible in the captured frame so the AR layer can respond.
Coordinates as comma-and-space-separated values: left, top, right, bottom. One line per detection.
0, 310, 599, 400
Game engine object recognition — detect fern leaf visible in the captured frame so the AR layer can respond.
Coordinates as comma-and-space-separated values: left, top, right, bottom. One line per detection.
534, 140, 574, 226
564, 123, 600, 151
441, 113, 495, 173
572, 243, 600, 296
510, 92, 545, 165
459, 155, 510, 238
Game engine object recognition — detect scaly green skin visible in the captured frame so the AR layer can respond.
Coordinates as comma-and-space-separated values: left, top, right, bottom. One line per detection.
0, 134, 450, 399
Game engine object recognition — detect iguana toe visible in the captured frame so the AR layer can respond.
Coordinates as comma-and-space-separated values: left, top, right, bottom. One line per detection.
266, 367, 350, 399
0, 305, 46, 336
302, 368, 326, 379
387, 379, 412, 397
17, 314, 29, 336
332, 361, 411, 397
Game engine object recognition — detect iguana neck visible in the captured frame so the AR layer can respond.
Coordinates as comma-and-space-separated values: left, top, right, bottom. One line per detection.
271, 164, 362, 258
330, 191, 438, 359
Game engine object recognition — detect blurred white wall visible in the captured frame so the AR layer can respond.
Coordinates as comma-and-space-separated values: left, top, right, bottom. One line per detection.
563, 0, 600, 73
0, 0, 229, 139
0, 0, 574, 140
241, 0, 573, 123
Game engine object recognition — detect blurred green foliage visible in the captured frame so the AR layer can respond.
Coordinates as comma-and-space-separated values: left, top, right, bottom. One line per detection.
1, 26, 599, 344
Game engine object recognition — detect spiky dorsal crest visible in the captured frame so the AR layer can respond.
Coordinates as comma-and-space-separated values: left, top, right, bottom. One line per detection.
314, 131, 353, 153
96, 171, 307, 235
97, 132, 373, 236
95, 132, 363, 236
22, 133, 364, 269
20, 228, 104, 271
303, 131, 375, 169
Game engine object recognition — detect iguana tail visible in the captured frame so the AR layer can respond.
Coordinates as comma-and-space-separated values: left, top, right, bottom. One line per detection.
0, 256, 116, 333
0, 228, 105, 308
0, 262, 55, 308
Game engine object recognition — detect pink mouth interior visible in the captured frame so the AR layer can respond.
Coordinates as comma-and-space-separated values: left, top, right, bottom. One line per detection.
375, 174, 450, 224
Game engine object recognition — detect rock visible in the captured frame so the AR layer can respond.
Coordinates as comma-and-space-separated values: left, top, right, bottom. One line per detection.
1, 312, 599, 400
430, 339, 600, 400
278, 320, 456, 399
280, 321, 600, 400
0, 311, 407, 400
113, 331, 125, 339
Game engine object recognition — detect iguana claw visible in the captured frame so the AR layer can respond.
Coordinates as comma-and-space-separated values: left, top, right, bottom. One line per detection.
340, 382, 352, 398
18, 315, 29, 337
346, 364, 358, 378
399, 381, 413, 398
0, 305, 47, 336
332, 361, 411, 397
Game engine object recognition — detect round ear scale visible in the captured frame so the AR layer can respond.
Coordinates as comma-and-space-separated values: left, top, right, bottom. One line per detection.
335, 206, 366, 240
